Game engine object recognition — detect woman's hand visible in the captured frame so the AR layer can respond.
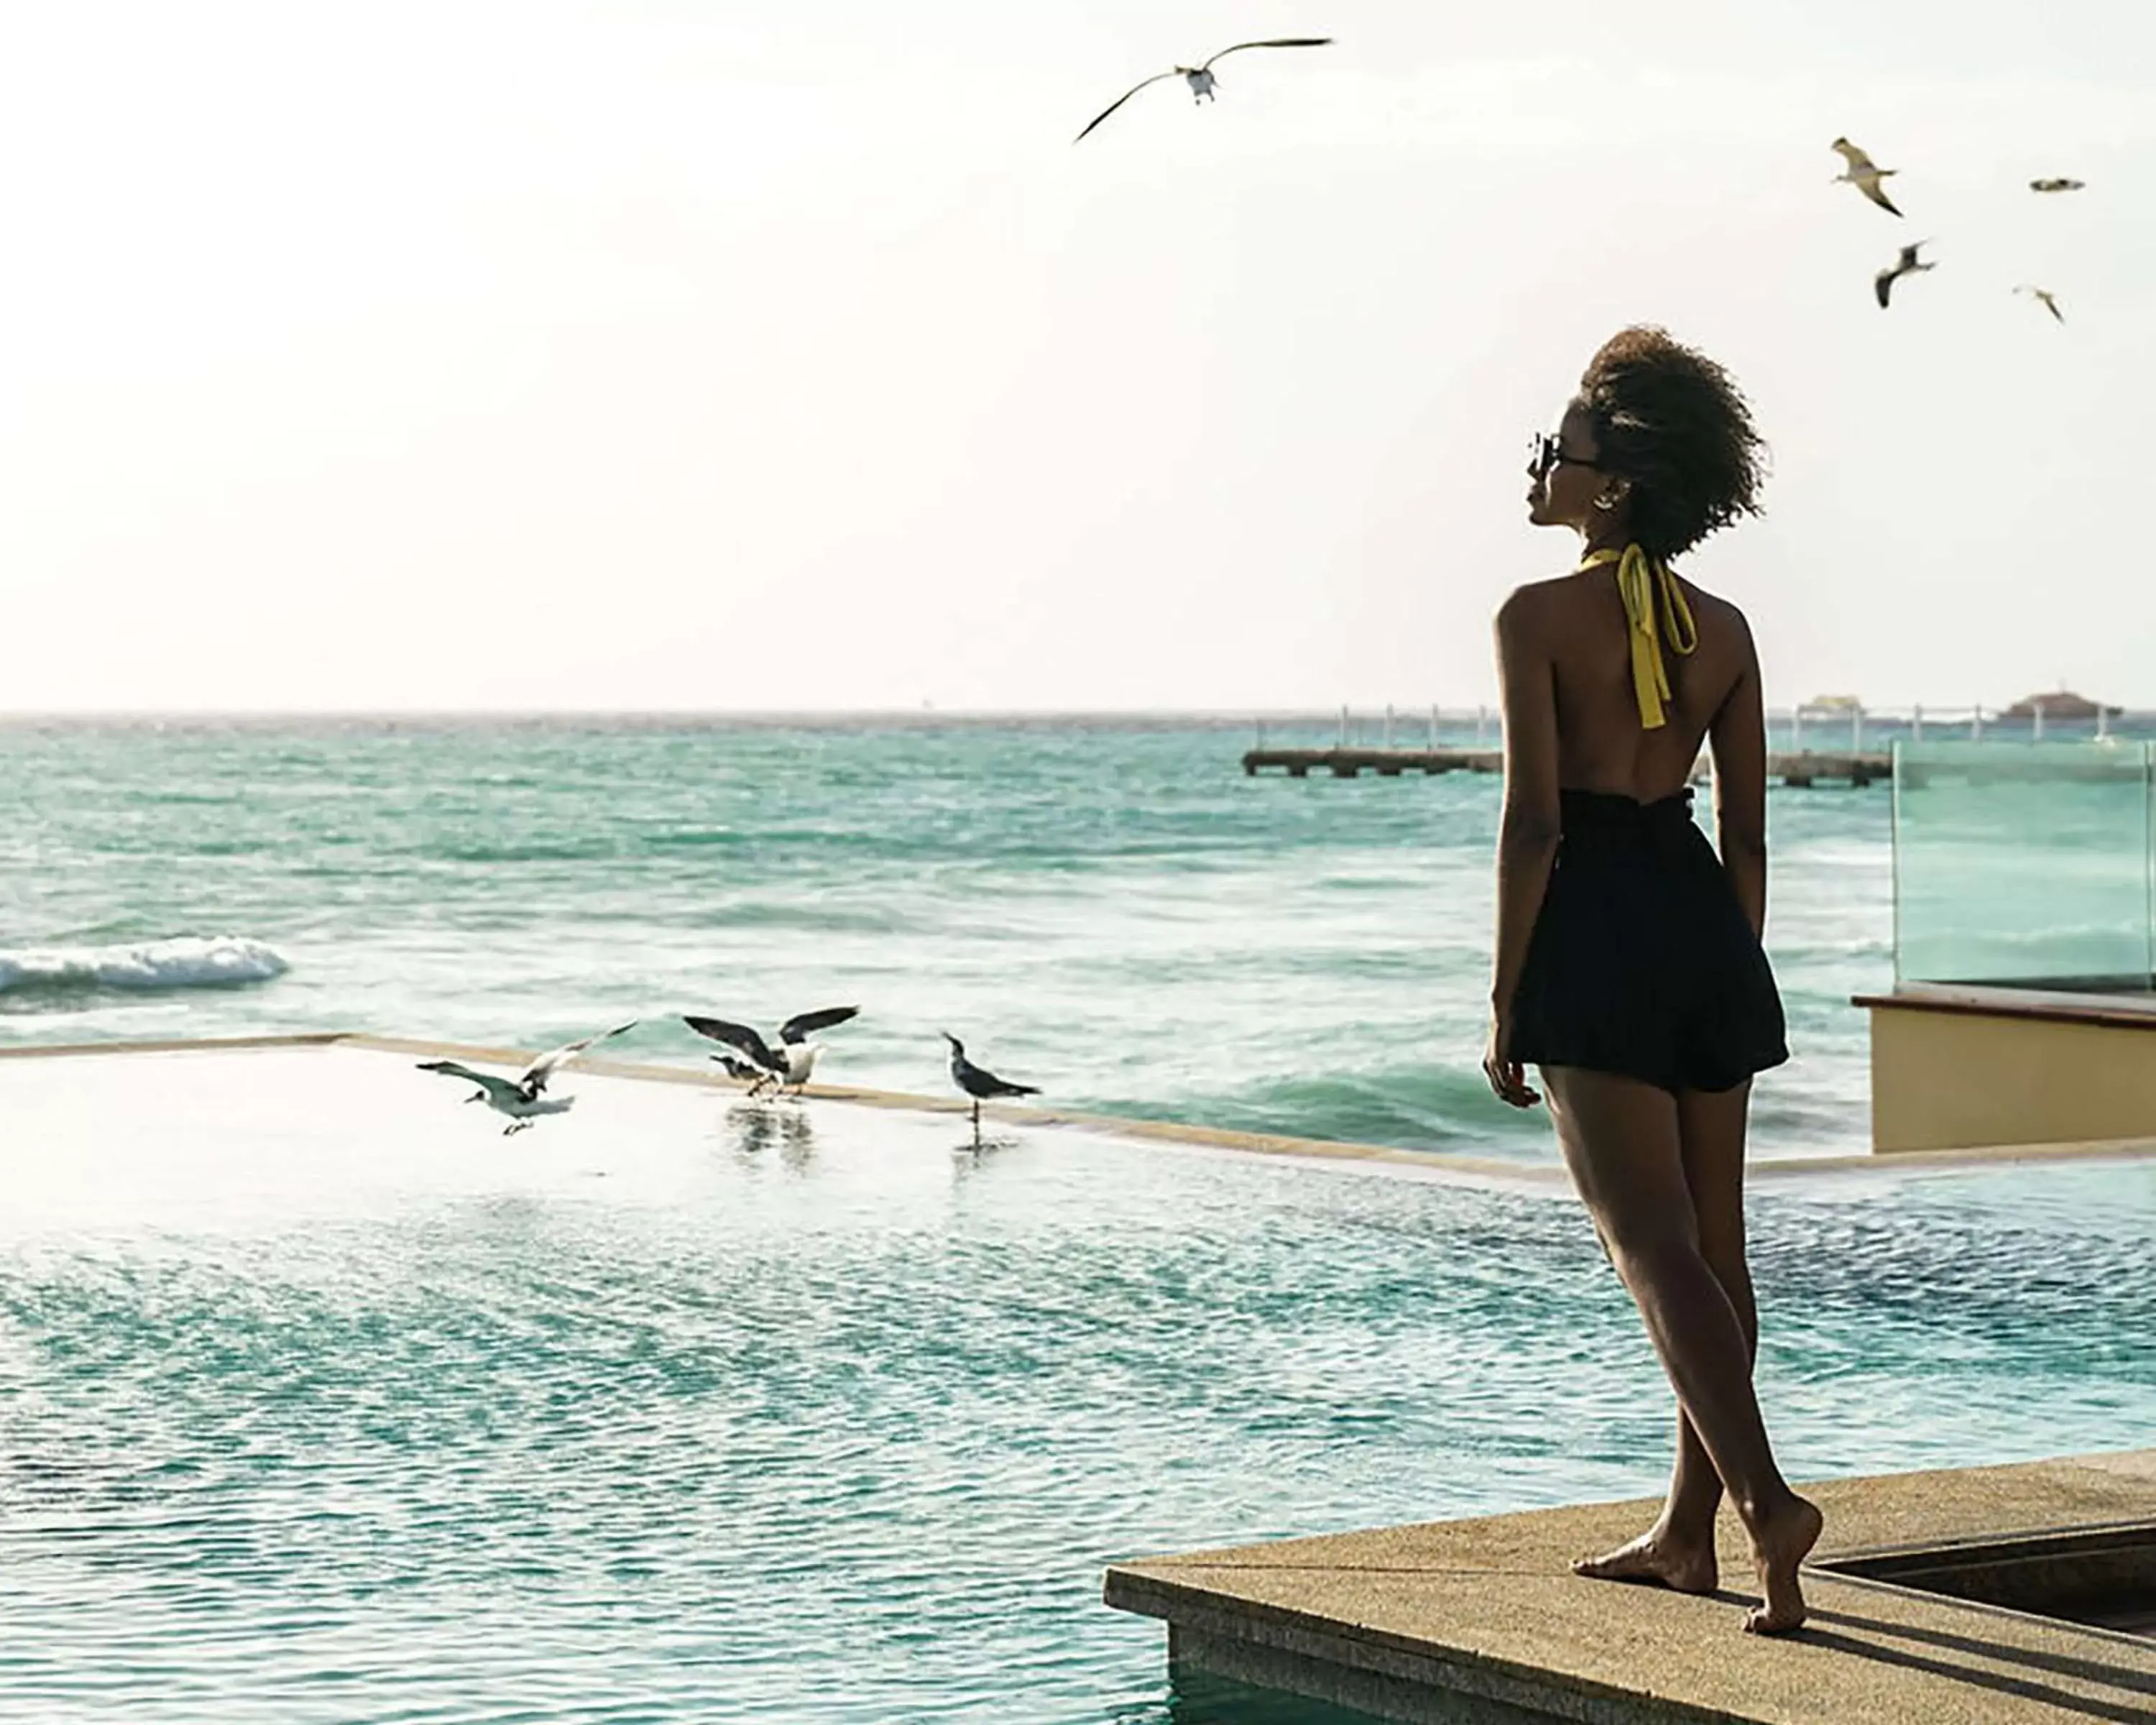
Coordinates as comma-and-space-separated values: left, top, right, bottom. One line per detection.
1483, 1012, 1542, 1109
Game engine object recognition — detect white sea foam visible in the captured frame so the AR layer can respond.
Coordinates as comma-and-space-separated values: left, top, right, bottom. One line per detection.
0, 936, 289, 994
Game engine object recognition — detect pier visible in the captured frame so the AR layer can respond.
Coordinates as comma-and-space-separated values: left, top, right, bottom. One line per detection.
1243, 746, 1890, 786
1243, 747, 1501, 778
1240, 697, 2153, 788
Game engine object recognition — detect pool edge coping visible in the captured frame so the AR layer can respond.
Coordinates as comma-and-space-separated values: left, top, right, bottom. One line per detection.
1103, 1448, 2156, 1724
5, 1031, 2155, 1186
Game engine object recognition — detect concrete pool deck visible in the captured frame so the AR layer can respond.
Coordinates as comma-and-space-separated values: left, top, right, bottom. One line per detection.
1107, 1450, 2156, 1724
4, 1031, 2155, 1190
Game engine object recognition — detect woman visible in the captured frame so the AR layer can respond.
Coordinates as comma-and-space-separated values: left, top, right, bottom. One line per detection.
1483, 327, 1820, 1635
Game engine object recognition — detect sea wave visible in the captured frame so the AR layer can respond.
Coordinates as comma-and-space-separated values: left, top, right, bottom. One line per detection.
1107, 1063, 1553, 1156
0, 937, 289, 994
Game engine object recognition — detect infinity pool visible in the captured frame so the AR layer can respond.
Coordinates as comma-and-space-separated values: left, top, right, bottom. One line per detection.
1, 1045, 2151, 1723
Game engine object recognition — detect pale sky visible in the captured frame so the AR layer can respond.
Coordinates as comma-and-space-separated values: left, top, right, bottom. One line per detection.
2, 1, 2151, 712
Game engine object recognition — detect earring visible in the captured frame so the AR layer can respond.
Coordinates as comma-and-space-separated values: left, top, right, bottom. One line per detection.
1593, 494, 1616, 511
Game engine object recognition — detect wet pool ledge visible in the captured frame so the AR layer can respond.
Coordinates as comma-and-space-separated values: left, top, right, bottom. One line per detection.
5, 1032, 2155, 1186
1104, 1450, 2156, 1724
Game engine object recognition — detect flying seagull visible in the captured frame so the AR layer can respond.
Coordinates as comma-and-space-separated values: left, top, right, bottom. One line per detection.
417, 1019, 638, 1134
942, 1032, 1039, 1141
2017, 284, 2065, 323
2030, 177, 2086, 193
1831, 137, 1903, 216
1875, 240, 1934, 309
683, 1007, 860, 1097
1074, 38, 1333, 143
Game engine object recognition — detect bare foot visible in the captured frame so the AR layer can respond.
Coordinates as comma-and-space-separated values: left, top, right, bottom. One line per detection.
1572, 1527, 1718, 1594
1741, 1495, 1823, 1634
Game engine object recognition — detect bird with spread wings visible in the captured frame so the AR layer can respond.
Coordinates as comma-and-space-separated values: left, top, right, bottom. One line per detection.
418, 1019, 638, 1133
1831, 137, 1904, 216
1875, 241, 1934, 309
1074, 38, 1333, 143
684, 1007, 860, 1097
2017, 285, 2065, 324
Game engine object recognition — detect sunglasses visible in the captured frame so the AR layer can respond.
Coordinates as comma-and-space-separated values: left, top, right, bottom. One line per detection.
1527, 432, 1599, 477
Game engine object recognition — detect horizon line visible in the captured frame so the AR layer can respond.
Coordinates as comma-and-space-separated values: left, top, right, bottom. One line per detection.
0, 701, 2144, 723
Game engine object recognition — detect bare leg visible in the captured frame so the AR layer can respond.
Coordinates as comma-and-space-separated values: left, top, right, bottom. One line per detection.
1544, 1067, 1820, 1634
1574, 1083, 1757, 1593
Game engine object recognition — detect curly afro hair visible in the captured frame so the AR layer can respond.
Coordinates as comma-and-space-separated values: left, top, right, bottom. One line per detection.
1577, 327, 1766, 561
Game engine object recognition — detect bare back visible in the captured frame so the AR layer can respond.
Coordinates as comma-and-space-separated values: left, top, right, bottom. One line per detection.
1515, 566, 1759, 806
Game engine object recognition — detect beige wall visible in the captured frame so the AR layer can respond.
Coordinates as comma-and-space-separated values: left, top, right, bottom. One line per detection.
1871, 1006, 2156, 1152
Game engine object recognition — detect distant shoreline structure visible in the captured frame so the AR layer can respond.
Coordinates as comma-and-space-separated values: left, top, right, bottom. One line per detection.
1998, 689, 2124, 721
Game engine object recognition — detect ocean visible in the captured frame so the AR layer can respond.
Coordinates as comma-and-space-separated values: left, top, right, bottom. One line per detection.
0, 716, 1891, 1159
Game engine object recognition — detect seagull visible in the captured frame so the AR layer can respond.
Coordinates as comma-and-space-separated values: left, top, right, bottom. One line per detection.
708, 1050, 770, 1086
942, 1032, 1039, 1140
1831, 137, 1904, 216
1074, 38, 1334, 143
2030, 177, 2086, 193
417, 1019, 637, 1134
1875, 240, 1934, 309
683, 1007, 860, 1097
2017, 284, 2065, 323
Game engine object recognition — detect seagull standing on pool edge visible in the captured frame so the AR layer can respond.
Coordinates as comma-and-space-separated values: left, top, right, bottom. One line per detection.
943, 1033, 1039, 1142
683, 1007, 860, 1098
1074, 38, 1333, 143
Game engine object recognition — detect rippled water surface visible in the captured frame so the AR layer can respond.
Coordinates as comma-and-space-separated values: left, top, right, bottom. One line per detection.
0, 717, 1890, 1157
0, 1048, 2151, 1723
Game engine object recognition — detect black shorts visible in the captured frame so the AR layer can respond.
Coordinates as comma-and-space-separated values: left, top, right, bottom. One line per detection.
1507, 788, 1789, 1095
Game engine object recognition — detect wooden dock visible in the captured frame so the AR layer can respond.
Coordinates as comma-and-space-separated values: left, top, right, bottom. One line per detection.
1242, 748, 1890, 786
1243, 748, 1502, 778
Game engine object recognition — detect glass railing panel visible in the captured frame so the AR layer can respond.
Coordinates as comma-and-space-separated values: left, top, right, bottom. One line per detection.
1892, 741, 2154, 990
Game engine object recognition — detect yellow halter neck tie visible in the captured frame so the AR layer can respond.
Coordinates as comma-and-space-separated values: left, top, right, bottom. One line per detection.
1577, 544, 1698, 730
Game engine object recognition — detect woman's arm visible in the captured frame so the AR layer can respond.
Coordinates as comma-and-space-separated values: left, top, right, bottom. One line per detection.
1708, 612, 1769, 938
1485, 589, 1562, 1108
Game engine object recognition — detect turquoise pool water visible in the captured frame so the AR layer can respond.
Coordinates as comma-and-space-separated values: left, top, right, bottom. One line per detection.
0, 1049, 2150, 1722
